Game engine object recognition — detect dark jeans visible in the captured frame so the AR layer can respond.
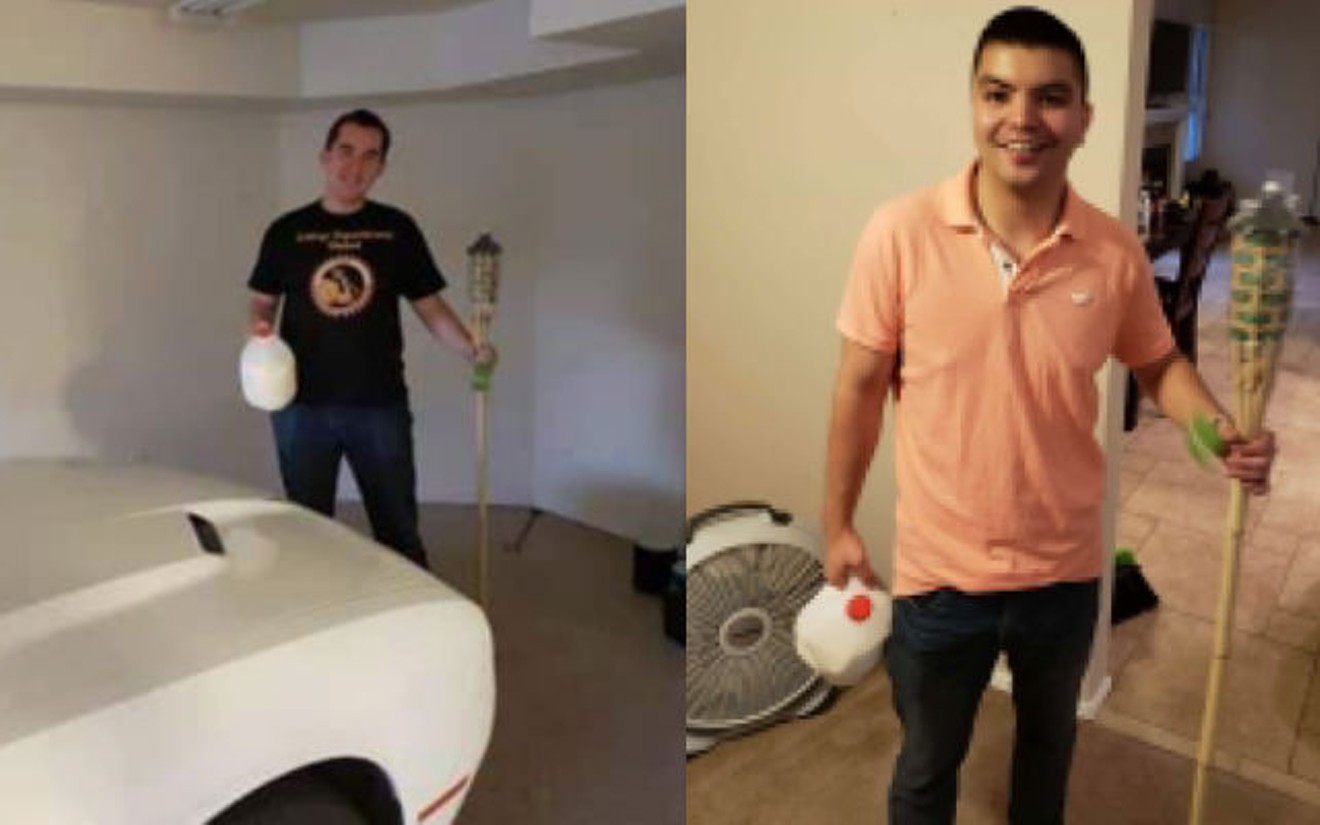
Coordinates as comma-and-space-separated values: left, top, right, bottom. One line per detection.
885, 580, 1099, 825
272, 403, 427, 569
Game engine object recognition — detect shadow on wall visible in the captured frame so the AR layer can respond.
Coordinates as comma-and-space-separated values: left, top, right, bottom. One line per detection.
63, 311, 278, 490
60, 190, 279, 490
22, 107, 284, 489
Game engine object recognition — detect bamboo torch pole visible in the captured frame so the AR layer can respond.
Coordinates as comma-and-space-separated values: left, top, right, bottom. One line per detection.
1190, 183, 1298, 823
467, 232, 502, 609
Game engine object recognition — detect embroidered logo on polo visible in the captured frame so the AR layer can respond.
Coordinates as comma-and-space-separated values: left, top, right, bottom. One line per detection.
310, 255, 375, 318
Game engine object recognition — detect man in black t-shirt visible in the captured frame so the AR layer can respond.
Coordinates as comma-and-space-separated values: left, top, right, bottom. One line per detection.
246, 109, 495, 568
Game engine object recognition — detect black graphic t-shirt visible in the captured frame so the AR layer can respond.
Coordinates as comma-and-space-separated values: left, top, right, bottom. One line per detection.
247, 200, 446, 406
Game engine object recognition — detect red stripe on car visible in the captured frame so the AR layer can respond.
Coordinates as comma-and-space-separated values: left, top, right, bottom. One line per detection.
418, 774, 471, 822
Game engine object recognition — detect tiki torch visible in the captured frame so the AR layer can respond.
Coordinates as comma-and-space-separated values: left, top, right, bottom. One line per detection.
1189, 182, 1301, 823
467, 231, 502, 608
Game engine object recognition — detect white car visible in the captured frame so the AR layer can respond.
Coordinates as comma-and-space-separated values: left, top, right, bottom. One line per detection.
0, 459, 495, 824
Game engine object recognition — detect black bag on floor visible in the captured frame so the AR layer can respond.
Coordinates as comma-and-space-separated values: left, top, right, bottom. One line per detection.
633, 544, 679, 595
1112, 558, 1159, 624
663, 563, 685, 646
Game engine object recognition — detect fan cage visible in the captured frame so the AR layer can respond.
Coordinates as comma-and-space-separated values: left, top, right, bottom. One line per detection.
686, 537, 824, 730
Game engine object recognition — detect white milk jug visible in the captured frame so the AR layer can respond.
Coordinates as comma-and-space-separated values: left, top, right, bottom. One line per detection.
794, 577, 892, 686
240, 333, 296, 411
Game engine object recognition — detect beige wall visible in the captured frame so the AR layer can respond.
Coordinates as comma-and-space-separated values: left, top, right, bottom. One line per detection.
0, 0, 298, 99
690, 0, 1151, 709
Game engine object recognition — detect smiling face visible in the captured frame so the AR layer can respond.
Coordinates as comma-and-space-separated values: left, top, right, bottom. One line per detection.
319, 122, 386, 213
971, 42, 1092, 201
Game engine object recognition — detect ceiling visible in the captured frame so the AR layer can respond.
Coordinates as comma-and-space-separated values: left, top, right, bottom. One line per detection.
61, 0, 484, 23
33, 0, 684, 104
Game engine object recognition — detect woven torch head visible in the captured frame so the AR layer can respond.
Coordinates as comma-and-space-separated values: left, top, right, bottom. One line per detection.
1226, 182, 1301, 432
467, 231, 502, 310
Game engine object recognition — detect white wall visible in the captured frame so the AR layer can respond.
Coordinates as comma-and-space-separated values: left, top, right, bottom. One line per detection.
0, 101, 282, 489
527, 79, 685, 548
1198, 0, 1320, 201
274, 76, 685, 544
0, 73, 682, 550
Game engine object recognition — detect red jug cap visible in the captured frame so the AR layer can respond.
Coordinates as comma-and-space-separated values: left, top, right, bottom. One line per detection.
846, 594, 872, 622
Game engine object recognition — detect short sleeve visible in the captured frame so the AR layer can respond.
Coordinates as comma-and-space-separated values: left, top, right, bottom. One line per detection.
246, 223, 284, 295
1113, 246, 1176, 368
836, 207, 902, 353
396, 214, 447, 300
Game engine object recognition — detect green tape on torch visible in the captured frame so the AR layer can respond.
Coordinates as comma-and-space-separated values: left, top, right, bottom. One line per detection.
1186, 412, 1226, 465
472, 362, 494, 392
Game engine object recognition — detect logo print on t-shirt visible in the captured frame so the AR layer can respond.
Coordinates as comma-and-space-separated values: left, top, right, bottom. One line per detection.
310, 255, 375, 319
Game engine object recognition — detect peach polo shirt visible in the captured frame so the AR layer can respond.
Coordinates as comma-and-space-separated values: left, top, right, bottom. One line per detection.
837, 164, 1174, 597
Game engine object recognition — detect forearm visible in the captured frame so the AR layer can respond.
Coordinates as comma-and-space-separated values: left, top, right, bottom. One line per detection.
248, 293, 279, 334
415, 296, 478, 359
823, 381, 886, 540
1136, 352, 1230, 429
432, 318, 479, 360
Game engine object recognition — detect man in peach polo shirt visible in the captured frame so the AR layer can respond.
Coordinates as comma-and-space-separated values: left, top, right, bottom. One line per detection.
823, 7, 1276, 824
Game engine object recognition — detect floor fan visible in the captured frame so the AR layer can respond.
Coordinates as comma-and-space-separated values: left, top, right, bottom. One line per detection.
685, 502, 834, 756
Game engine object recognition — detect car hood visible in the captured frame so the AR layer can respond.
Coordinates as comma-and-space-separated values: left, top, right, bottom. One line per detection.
0, 459, 476, 748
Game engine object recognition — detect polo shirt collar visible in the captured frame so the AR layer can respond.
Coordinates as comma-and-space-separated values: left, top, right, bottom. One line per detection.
937, 161, 1088, 243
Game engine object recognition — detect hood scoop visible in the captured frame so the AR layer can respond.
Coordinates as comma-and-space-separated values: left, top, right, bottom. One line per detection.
187, 513, 226, 555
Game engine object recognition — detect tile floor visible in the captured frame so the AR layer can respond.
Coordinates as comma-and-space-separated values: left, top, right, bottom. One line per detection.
1108, 227, 1320, 806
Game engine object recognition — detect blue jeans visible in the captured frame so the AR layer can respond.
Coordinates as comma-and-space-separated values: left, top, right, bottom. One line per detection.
272, 404, 426, 568
885, 580, 1099, 825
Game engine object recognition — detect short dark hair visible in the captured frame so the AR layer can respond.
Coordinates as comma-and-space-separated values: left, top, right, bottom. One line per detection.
324, 109, 392, 160
973, 6, 1089, 98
